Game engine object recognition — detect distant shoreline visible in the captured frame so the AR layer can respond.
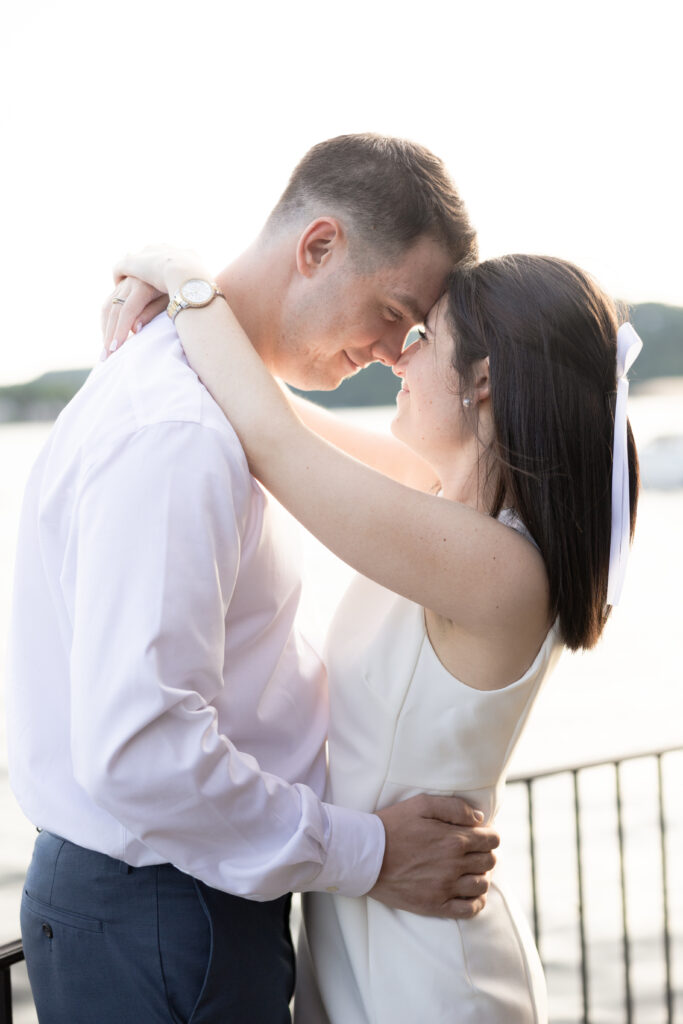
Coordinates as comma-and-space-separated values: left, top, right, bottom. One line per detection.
2, 376, 682, 426
0, 399, 67, 424
2, 297, 682, 424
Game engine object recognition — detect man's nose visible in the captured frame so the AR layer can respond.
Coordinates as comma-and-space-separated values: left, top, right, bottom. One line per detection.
370, 329, 406, 367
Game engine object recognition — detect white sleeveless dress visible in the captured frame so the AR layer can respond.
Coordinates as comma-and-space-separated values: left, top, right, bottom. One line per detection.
295, 516, 563, 1024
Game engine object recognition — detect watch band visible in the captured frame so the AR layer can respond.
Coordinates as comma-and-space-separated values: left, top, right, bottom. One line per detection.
166, 293, 187, 322
166, 280, 225, 322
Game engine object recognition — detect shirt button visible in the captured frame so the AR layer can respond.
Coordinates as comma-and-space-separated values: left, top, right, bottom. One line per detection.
42, 923, 53, 938
325, 886, 339, 893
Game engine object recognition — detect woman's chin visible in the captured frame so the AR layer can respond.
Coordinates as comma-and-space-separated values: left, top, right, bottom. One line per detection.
389, 412, 404, 442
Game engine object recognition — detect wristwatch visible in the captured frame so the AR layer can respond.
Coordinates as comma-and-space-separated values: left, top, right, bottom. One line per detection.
166, 279, 225, 322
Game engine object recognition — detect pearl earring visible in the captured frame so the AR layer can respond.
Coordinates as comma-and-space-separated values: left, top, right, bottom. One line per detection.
462, 397, 473, 408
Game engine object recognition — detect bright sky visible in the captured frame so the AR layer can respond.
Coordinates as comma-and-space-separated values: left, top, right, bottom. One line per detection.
1, 0, 680, 386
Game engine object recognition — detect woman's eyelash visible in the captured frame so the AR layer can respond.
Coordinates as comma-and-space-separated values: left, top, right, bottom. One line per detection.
417, 326, 428, 340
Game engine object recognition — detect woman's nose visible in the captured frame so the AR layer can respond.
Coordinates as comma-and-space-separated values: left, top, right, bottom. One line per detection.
392, 347, 411, 378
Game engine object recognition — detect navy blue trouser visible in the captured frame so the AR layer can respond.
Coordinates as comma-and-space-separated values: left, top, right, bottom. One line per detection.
20, 831, 295, 1023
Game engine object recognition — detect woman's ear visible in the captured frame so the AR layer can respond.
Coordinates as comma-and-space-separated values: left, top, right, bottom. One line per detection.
473, 356, 491, 403
295, 218, 345, 278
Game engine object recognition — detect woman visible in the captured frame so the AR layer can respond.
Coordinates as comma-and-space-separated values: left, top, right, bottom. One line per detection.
104, 247, 640, 1023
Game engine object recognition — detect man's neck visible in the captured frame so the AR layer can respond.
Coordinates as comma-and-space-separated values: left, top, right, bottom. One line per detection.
214, 236, 288, 372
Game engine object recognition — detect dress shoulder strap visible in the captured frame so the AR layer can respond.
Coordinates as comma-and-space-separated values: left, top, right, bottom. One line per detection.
497, 507, 540, 551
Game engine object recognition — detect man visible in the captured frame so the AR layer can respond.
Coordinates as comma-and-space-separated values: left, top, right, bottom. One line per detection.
7, 134, 497, 1023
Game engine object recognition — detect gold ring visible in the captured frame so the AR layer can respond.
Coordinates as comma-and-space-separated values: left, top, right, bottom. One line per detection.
112, 297, 126, 305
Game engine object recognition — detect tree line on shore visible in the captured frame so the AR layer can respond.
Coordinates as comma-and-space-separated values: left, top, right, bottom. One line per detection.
1, 301, 682, 422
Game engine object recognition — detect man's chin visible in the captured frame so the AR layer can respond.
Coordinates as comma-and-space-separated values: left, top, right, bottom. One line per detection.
283, 369, 349, 393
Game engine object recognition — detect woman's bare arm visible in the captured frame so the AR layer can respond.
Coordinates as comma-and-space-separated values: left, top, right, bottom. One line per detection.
102, 273, 435, 490
113, 249, 549, 640
284, 389, 439, 490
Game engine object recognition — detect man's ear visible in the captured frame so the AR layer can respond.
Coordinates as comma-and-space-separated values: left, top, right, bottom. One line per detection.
295, 218, 345, 278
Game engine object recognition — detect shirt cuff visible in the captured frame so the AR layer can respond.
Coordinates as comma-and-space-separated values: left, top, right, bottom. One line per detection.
307, 802, 386, 898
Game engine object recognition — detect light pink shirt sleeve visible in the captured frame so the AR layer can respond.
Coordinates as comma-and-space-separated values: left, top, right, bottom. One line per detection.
67, 420, 384, 899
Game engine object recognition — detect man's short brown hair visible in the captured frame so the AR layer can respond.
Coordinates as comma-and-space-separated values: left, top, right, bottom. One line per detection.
267, 133, 478, 268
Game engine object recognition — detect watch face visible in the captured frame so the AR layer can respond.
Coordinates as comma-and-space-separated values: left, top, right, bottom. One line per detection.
181, 279, 213, 305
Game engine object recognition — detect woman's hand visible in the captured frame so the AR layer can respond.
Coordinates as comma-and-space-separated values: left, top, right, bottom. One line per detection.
102, 245, 210, 356
101, 277, 167, 354
118, 250, 547, 649
113, 244, 207, 296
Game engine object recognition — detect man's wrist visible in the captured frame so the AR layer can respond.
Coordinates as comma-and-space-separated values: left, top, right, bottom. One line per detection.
306, 803, 386, 897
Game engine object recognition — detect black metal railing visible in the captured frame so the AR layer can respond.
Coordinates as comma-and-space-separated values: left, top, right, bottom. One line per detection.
507, 743, 682, 1024
2, 744, 681, 1023
0, 940, 24, 1024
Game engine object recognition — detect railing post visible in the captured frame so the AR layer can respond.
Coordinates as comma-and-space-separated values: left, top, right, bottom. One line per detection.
657, 753, 674, 1024
1, 967, 11, 1024
615, 761, 633, 1024
525, 778, 541, 952
0, 940, 24, 1024
573, 768, 589, 1024
508, 745, 682, 1024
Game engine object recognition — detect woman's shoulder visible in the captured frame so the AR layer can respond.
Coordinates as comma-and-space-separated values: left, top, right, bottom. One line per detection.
424, 506, 553, 691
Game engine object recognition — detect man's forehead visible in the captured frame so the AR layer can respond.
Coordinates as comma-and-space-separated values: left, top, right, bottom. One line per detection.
382, 239, 451, 321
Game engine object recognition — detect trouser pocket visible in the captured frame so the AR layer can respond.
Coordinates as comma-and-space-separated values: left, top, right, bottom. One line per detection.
156, 865, 212, 1024
21, 888, 107, 1023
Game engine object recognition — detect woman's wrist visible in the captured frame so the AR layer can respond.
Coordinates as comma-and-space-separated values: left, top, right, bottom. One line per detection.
164, 264, 210, 296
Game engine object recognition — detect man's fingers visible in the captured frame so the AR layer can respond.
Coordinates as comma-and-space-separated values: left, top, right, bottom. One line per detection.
418, 794, 488, 829
462, 851, 497, 875
370, 795, 499, 920
463, 826, 499, 852
438, 824, 499, 861
451, 873, 490, 900
441, 895, 487, 920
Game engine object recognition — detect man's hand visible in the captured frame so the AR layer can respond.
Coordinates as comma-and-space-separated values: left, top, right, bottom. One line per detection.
368, 794, 499, 920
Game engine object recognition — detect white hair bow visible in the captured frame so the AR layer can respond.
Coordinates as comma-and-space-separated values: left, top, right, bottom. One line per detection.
606, 322, 643, 605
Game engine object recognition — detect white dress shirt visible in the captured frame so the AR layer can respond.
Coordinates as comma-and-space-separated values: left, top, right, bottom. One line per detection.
6, 313, 384, 900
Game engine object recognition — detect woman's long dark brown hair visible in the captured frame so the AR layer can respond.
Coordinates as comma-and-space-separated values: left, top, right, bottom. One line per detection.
447, 254, 639, 651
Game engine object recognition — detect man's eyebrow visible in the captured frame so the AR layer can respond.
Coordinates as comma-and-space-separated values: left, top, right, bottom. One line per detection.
390, 293, 427, 324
